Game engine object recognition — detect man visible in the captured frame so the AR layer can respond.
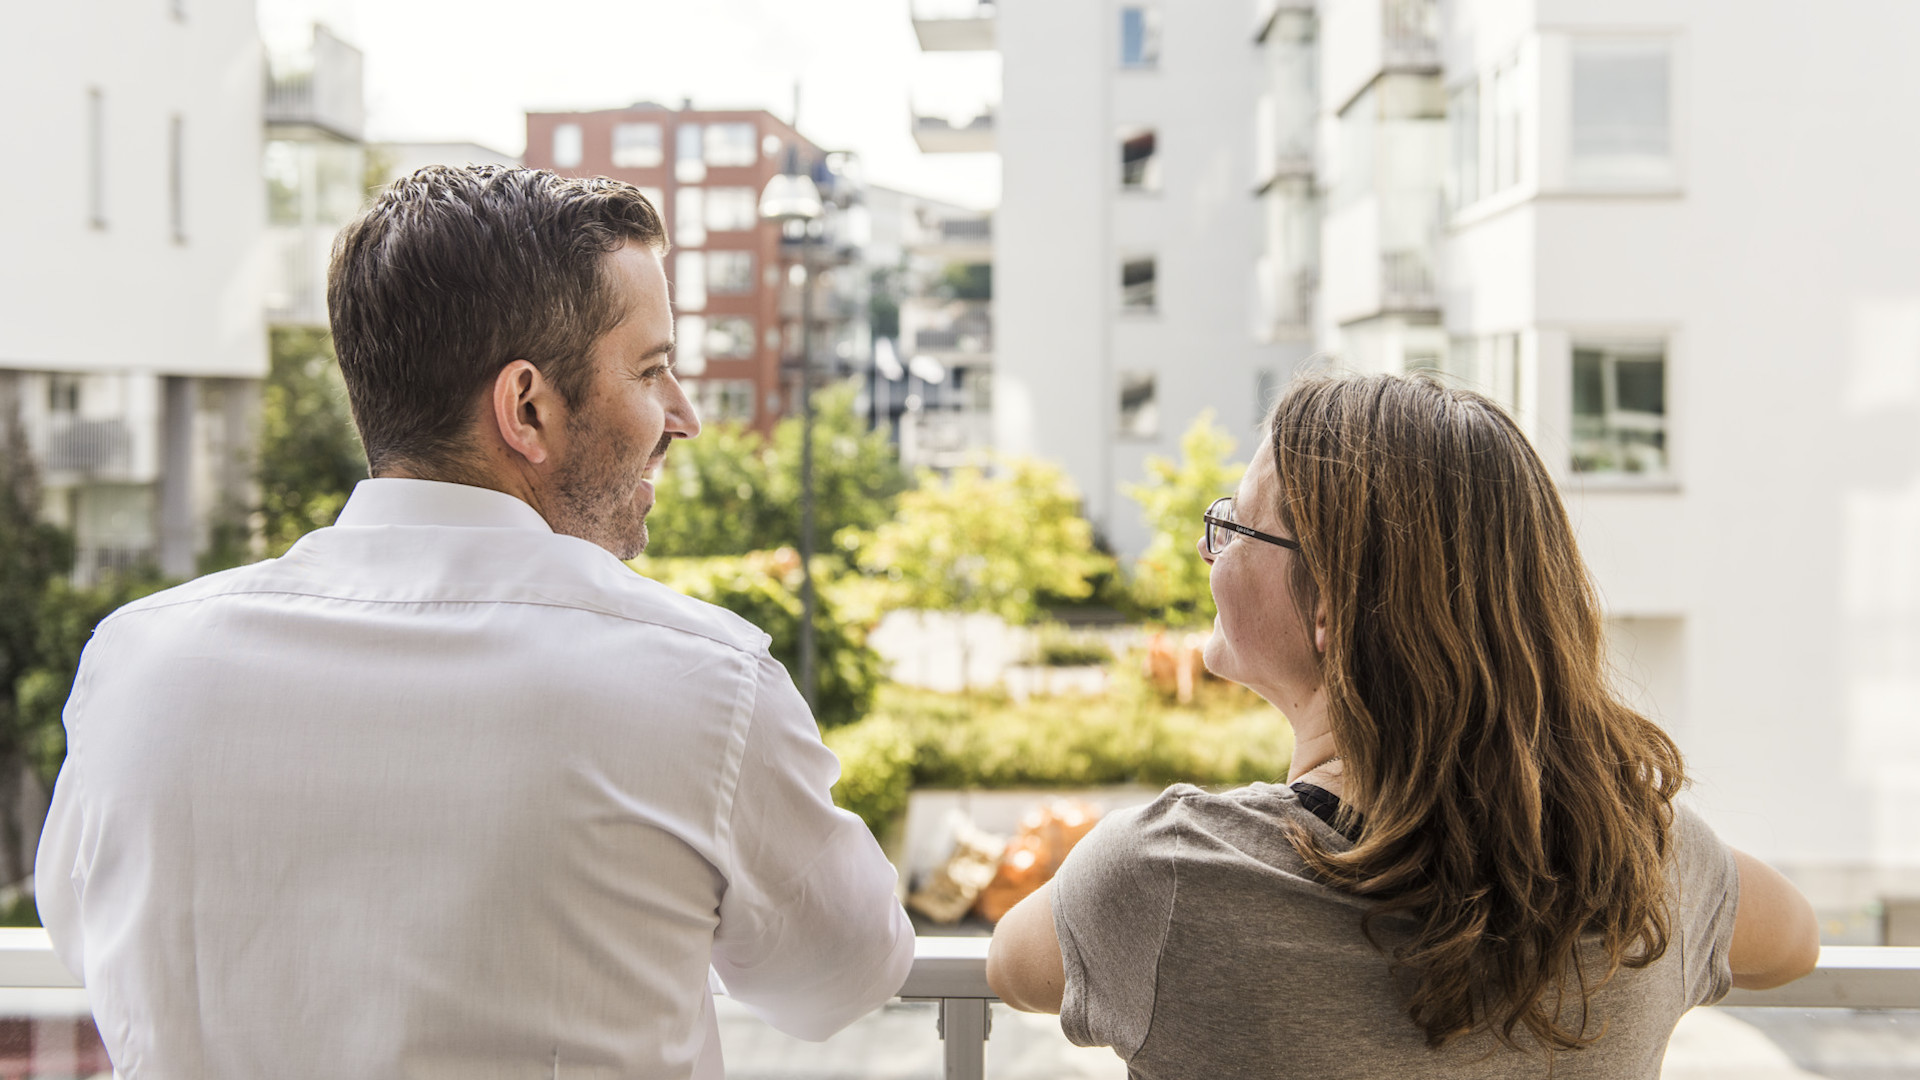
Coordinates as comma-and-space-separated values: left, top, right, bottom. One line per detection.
36, 166, 914, 1077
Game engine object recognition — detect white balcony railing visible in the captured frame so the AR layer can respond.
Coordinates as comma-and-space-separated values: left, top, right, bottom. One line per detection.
2, 931, 1912, 1080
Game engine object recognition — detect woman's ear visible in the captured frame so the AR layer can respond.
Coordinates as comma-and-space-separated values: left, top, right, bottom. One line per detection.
1314, 600, 1329, 654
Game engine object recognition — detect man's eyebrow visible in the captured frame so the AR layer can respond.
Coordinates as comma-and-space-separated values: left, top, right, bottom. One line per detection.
643, 338, 675, 361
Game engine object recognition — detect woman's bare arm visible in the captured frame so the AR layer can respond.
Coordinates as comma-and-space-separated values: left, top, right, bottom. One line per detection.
1727, 848, 1820, 990
985, 882, 1066, 1013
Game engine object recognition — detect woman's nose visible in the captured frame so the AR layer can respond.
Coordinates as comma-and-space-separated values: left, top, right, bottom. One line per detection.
1197, 536, 1215, 564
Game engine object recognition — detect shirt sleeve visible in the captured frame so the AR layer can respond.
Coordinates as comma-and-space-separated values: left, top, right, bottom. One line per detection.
34, 631, 105, 984
35, 756, 84, 981
1672, 803, 1742, 1007
1050, 786, 1186, 1059
709, 653, 914, 1041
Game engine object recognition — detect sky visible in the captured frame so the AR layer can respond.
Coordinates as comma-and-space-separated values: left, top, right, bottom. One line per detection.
258, 0, 1002, 209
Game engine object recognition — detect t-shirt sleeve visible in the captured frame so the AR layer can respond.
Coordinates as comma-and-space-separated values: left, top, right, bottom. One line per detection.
1050, 785, 1190, 1059
1672, 803, 1742, 1007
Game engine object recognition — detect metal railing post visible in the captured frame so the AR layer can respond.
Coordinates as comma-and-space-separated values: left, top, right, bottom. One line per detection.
937, 996, 991, 1080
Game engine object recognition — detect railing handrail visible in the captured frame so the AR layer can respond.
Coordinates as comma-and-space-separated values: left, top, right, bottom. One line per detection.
902, 937, 1920, 1009
2, 928, 1912, 1009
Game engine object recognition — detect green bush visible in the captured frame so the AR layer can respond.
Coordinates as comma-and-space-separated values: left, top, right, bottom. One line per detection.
1031, 623, 1114, 667
826, 667, 1293, 836
631, 550, 884, 728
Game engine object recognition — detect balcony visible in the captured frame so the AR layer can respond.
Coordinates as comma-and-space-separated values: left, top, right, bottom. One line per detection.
910, 215, 993, 260
904, 298, 992, 357
264, 25, 365, 143
901, 409, 995, 472
1381, 0, 1439, 73
911, 1, 997, 52
0, 931, 1912, 1080
914, 109, 997, 154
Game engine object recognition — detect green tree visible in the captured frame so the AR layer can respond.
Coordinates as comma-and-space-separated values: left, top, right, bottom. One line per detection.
1125, 411, 1246, 627
259, 327, 367, 555
0, 426, 74, 881
644, 382, 908, 559
852, 457, 1112, 647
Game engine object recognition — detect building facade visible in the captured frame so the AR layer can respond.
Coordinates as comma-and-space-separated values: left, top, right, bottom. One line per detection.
1294, 0, 1920, 912
867, 186, 995, 471
525, 105, 865, 434
0, 0, 266, 580
918, 1, 1307, 554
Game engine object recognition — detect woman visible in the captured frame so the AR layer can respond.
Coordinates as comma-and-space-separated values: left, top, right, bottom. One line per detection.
987, 373, 1818, 1077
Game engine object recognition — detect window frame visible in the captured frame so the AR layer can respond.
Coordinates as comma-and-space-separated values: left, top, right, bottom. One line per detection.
1565, 36, 1679, 192
1567, 337, 1673, 482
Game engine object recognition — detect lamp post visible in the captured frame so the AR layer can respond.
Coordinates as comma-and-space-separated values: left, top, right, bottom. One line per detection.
759, 163, 826, 709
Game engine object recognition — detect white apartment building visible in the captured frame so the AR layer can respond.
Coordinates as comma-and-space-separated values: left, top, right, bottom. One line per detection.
1304, 0, 1920, 911
867, 185, 995, 471
916, 0, 1307, 554
0, 0, 266, 580
263, 24, 365, 328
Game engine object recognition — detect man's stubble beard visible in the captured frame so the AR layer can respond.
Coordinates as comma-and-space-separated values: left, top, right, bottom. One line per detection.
548, 410, 661, 561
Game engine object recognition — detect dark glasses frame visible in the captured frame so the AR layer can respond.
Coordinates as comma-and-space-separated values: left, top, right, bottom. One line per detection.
1203, 496, 1301, 556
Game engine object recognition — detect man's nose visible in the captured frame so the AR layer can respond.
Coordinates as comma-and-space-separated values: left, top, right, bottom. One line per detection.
668, 378, 702, 440
1196, 536, 1215, 565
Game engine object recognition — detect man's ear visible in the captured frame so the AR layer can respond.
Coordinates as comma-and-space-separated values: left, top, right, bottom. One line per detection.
490, 360, 558, 467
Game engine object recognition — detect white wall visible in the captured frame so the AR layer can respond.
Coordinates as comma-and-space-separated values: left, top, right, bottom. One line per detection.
1445, 0, 1920, 881
997, 0, 1296, 554
0, 0, 266, 380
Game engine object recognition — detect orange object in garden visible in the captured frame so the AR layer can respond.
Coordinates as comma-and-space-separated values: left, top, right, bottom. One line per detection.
973, 799, 1103, 922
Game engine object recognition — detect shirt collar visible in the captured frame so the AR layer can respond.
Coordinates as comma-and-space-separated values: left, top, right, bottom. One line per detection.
333, 478, 554, 533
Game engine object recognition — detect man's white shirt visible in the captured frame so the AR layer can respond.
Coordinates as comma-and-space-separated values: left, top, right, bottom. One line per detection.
35, 478, 914, 1078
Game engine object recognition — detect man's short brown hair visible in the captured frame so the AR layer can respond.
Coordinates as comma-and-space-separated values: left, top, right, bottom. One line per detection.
327, 165, 667, 475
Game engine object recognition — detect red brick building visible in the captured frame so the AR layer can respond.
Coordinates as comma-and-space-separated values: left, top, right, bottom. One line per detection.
525, 104, 829, 433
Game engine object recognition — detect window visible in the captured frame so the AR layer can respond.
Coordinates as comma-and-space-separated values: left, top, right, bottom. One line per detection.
1490, 58, 1523, 192
1119, 127, 1160, 192
706, 316, 757, 358
1119, 6, 1161, 69
551, 123, 583, 168
1120, 256, 1157, 313
611, 123, 663, 168
704, 187, 758, 232
1571, 40, 1673, 187
1448, 81, 1480, 208
704, 123, 758, 167
1118, 371, 1158, 439
88, 88, 106, 228
707, 251, 755, 295
674, 252, 707, 311
676, 188, 706, 247
1440, 333, 1521, 413
675, 315, 708, 376
689, 378, 757, 425
1571, 342, 1667, 476
167, 115, 185, 242
675, 124, 705, 183
49, 376, 81, 414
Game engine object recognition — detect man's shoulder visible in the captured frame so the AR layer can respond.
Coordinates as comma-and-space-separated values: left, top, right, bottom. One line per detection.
104, 533, 776, 660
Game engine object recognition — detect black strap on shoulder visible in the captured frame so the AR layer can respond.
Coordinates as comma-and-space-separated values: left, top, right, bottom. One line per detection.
1290, 781, 1363, 843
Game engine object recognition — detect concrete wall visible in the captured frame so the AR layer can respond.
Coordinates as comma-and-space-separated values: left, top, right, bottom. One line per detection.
0, 0, 265, 381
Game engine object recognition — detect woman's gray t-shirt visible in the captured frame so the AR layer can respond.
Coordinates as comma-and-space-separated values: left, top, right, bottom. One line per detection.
1051, 783, 1740, 1079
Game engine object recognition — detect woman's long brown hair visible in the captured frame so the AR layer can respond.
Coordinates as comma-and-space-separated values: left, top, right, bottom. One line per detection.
1268, 373, 1685, 1052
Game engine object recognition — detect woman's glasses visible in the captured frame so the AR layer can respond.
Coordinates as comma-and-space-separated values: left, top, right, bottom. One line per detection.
1203, 496, 1301, 556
